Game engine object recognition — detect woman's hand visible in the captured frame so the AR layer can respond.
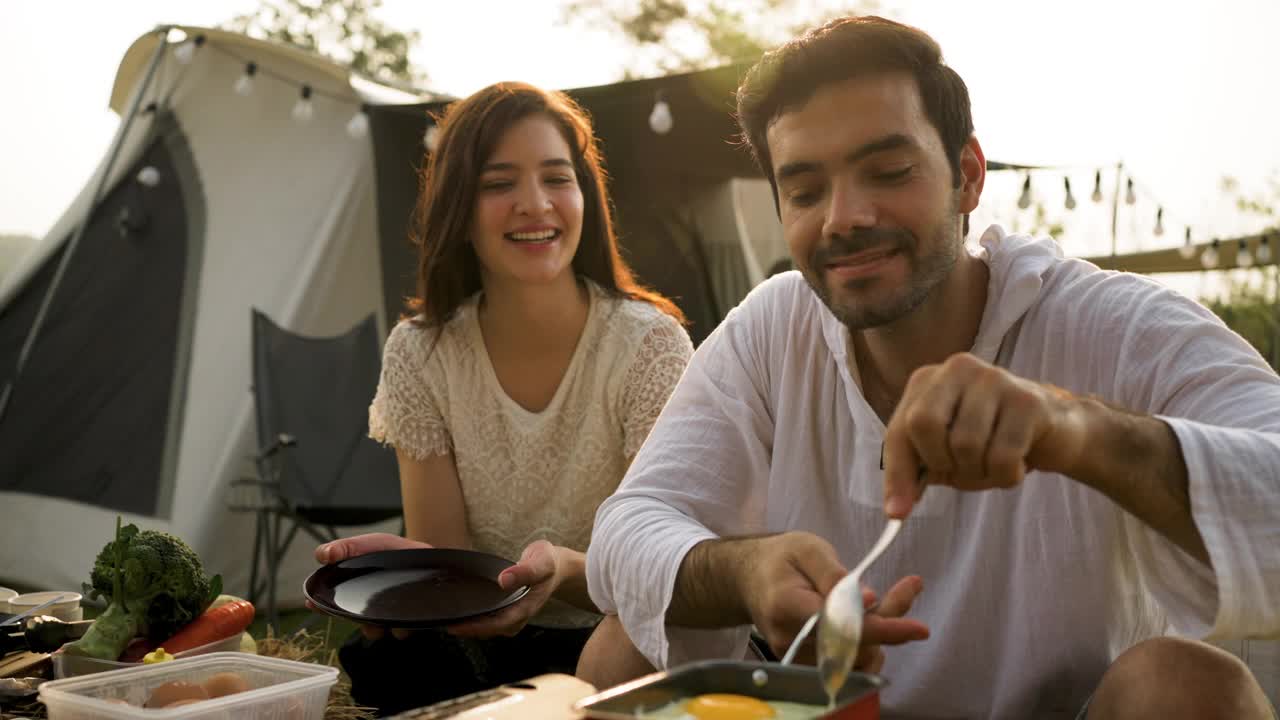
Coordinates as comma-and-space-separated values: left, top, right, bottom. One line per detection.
308, 533, 433, 640
314, 532, 430, 564
447, 540, 563, 638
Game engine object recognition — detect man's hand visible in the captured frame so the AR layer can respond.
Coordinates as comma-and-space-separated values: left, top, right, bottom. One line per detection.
883, 353, 1089, 519
737, 532, 929, 665
855, 575, 928, 673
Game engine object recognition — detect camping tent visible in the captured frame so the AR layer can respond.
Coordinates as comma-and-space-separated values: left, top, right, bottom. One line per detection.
0, 26, 783, 602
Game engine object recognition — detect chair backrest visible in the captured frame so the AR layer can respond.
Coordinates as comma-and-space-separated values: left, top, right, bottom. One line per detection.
250, 309, 400, 512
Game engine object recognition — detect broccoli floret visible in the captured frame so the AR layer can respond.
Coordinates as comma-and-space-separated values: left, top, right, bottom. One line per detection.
62, 518, 222, 660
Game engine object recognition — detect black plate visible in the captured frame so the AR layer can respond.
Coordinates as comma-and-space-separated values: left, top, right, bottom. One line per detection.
303, 548, 530, 628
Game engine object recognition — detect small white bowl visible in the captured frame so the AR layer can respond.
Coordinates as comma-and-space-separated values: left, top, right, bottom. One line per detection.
8, 591, 83, 622
0, 586, 16, 613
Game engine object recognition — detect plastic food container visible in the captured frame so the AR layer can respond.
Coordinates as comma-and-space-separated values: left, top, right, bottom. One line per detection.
39, 651, 338, 720
0, 586, 16, 613
53, 633, 246, 678
575, 660, 885, 719
8, 591, 82, 621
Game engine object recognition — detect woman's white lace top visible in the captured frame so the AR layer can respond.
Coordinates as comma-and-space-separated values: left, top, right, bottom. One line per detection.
369, 280, 693, 627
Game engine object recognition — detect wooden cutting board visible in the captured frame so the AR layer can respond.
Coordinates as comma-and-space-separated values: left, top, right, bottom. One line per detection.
0, 652, 50, 680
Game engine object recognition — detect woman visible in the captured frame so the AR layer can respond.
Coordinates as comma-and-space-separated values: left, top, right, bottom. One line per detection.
317, 82, 692, 714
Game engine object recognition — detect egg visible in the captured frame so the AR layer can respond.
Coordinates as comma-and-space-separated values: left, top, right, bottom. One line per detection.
145, 680, 210, 708
203, 671, 251, 698
637, 692, 826, 719
686, 694, 776, 719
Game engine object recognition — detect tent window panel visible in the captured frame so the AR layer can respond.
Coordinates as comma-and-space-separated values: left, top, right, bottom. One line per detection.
0, 136, 189, 516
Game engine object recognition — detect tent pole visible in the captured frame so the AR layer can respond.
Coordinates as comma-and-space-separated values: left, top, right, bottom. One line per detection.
0, 27, 173, 425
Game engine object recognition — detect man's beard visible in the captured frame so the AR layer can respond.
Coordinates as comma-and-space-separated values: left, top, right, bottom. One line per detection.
803, 221, 961, 331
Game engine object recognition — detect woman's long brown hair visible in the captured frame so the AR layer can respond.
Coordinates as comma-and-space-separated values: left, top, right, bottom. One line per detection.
407, 82, 685, 326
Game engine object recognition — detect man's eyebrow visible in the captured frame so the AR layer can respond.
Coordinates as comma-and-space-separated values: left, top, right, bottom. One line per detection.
775, 133, 916, 182
845, 133, 914, 165
481, 158, 574, 172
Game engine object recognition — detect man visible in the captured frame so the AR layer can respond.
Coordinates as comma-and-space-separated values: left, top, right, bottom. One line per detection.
582, 15, 1279, 719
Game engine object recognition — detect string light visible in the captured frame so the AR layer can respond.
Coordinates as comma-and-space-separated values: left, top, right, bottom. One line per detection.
1091, 170, 1103, 203
1017, 174, 1032, 209
1125, 178, 1137, 205
174, 34, 205, 64
648, 90, 673, 135
346, 108, 369, 139
424, 124, 441, 151
1237, 238, 1253, 268
1201, 238, 1220, 269
136, 166, 161, 188
1063, 177, 1076, 210
234, 62, 257, 96
1154, 207, 1164, 236
1178, 228, 1197, 260
1258, 236, 1273, 265
291, 84, 314, 123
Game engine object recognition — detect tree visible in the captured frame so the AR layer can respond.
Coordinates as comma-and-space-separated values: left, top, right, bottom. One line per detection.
1206, 173, 1280, 371
225, 0, 427, 88
1204, 278, 1280, 372
562, 0, 879, 78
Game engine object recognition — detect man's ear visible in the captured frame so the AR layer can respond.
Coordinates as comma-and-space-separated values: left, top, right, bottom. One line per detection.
957, 136, 986, 214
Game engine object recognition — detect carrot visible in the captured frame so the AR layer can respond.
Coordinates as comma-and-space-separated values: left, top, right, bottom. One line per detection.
154, 600, 256, 655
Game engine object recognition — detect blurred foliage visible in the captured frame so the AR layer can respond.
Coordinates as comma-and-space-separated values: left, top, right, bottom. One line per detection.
562, 0, 877, 78
1207, 173, 1280, 371
1204, 275, 1280, 371
224, 0, 427, 88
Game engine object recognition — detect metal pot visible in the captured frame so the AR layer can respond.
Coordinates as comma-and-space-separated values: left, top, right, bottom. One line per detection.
575, 660, 884, 719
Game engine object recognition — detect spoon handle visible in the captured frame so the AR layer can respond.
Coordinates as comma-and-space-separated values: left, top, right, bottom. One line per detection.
780, 612, 819, 665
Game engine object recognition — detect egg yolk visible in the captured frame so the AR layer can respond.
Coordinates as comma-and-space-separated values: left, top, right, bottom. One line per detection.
684, 693, 777, 719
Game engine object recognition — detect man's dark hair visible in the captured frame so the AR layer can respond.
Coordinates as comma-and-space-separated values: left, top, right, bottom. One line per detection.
736, 16, 974, 194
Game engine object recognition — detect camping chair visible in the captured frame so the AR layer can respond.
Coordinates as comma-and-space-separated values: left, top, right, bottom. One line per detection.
230, 310, 402, 629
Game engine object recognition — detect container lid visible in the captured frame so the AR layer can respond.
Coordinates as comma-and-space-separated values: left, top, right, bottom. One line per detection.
9, 591, 81, 608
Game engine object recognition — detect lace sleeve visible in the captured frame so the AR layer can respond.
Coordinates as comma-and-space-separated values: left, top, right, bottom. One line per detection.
620, 315, 695, 460
368, 322, 453, 461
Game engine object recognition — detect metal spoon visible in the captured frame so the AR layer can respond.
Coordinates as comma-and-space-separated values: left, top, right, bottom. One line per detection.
815, 518, 904, 702
778, 518, 903, 668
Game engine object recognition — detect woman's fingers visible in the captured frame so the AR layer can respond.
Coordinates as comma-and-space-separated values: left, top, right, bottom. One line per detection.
315, 533, 430, 564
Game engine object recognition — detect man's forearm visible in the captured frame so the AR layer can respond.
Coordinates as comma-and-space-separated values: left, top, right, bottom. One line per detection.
666, 537, 757, 627
1068, 396, 1210, 566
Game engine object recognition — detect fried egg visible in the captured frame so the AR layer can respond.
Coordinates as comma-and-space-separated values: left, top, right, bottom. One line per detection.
638, 692, 825, 719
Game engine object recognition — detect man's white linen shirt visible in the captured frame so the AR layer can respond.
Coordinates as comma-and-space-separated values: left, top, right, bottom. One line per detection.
587, 226, 1280, 719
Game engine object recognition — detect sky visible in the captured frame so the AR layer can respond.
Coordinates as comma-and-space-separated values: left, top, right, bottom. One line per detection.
2, 0, 1278, 277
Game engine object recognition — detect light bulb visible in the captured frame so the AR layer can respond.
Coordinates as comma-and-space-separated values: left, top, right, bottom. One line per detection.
1178, 228, 1197, 259
1201, 240, 1219, 269
292, 85, 314, 123
136, 166, 161, 187
1237, 239, 1253, 268
424, 125, 440, 151
234, 62, 257, 96
1125, 178, 1136, 205
346, 110, 369, 139
1154, 207, 1164, 236
1017, 175, 1032, 210
1257, 237, 1273, 264
1063, 177, 1076, 210
174, 35, 204, 64
649, 98, 673, 135
1091, 170, 1103, 203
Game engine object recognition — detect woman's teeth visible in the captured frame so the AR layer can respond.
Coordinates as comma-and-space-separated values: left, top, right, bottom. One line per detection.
508, 230, 558, 242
